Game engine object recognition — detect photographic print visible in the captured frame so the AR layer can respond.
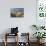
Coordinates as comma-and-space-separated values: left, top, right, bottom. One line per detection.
10, 8, 24, 17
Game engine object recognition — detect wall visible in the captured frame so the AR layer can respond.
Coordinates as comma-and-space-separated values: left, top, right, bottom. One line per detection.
0, 0, 36, 42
